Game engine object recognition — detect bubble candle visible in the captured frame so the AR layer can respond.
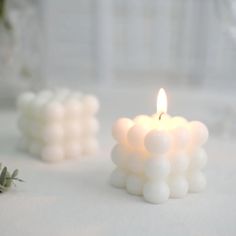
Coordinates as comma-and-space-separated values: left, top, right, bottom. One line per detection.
110, 88, 208, 204
17, 88, 100, 163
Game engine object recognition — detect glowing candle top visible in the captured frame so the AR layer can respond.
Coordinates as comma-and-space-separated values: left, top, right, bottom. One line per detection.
156, 88, 167, 115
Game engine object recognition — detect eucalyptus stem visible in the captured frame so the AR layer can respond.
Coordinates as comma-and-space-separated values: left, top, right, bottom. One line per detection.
0, 163, 23, 193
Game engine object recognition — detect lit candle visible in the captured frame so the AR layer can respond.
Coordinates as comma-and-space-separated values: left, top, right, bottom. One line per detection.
110, 88, 208, 204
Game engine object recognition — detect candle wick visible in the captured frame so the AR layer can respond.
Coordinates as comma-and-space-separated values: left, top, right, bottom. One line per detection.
159, 112, 165, 120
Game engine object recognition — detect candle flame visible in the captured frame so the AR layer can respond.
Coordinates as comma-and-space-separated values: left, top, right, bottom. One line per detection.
156, 88, 167, 114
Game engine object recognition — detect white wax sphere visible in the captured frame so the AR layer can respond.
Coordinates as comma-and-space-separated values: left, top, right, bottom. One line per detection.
155, 119, 170, 131
188, 171, 206, 192
83, 95, 100, 114
171, 116, 188, 128
32, 97, 51, 119
144, 130, 171, 154
64, 98, 82, 118
111, 144, 128, 168
169, 153, 189, 174
17, 92, 35, 112
127, 124, 150, 149
168, 175, 188, 198
144, 156, 170, 179
127, 152, 145, 174
126, 175, 144, 196
41, 146, 64, 162
171, 126, 189, 150
143, 181, 170, 204
41, 123, 64, 143
64, 121, 81, 139
30, 121, 43, 139
84, 117, 100, 134
41, 101, 65, 121
83, 138, 99, 155
189, 148, 208, 170
110, 168, 127, 188
189, 121, 209, 146
134, 115, 153, 126
112, 118, 134, 144
65, 142, 82, 159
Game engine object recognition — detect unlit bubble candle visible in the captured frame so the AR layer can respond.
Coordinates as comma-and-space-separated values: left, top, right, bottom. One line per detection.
17, 88, 100, 163
110, 88, 208, 204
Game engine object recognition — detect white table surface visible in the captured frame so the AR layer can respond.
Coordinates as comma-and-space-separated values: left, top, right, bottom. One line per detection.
0, 89, 236, 236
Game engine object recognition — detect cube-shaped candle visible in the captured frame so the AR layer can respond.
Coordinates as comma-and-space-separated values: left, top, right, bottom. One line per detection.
17, 89, 100, 163
110, 89, 208, 204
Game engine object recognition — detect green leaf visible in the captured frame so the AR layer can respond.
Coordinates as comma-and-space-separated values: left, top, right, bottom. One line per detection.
11, 169, 18, 179
14, 178, 24, 182
0, 167, 7, 185
4, 172, 10, 187
3, 171, 10, 186
0, 184, 6, 193
5, 179, 12, 188
0, 164, 23, 192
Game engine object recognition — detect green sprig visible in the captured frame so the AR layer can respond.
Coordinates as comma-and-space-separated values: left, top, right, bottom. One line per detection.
0, 163, 23, 193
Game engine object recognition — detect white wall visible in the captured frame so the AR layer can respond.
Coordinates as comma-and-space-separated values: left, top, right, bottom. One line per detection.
1, 0, 236, 107
42, 0, 236, 90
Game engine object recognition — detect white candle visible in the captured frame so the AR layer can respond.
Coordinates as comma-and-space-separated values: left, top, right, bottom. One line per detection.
110, 88, 208, 204
17, 89, 100, 163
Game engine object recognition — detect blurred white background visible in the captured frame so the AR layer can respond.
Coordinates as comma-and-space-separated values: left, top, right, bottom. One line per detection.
0, 0, 236, 137
1, 0, 236, 90
43, 0, 236, 89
